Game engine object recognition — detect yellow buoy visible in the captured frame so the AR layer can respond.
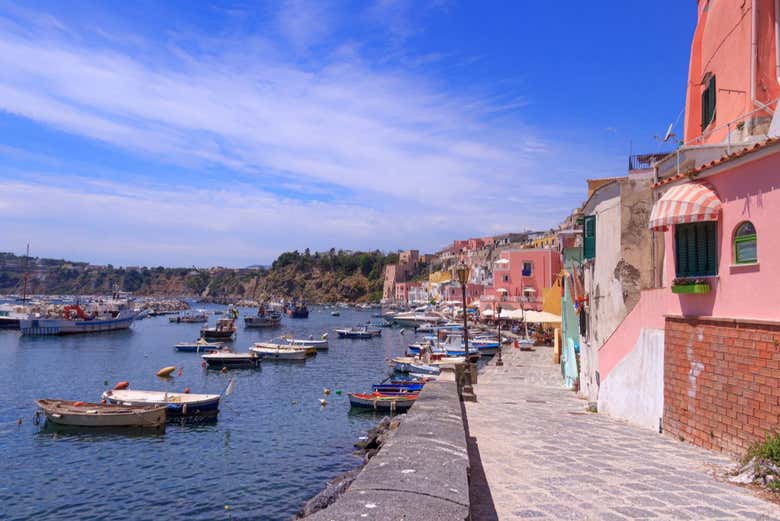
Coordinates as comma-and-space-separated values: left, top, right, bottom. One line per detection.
156, 366, 176, 377
323, 388, 331, 395
319, 398, 327, 406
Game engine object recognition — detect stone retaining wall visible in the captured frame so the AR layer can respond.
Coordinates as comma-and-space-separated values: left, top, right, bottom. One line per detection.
305, 381, 470, 520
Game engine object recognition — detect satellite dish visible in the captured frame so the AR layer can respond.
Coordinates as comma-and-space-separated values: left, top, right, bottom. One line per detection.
663, 123, 674, 142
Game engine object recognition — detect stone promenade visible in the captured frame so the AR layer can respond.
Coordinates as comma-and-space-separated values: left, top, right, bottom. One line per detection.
466, 345, 779, 521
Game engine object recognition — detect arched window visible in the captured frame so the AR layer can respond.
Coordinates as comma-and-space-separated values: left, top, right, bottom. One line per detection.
734, 221, 757, 264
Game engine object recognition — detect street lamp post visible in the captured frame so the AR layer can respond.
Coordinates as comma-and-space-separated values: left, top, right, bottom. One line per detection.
496, 304, 503, 366
456, 265, 470, 356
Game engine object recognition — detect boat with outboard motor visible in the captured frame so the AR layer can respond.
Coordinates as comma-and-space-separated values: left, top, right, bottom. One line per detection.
102, 389, 221, 418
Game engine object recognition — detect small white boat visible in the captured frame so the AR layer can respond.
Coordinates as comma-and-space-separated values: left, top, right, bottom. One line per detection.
102, 389, 220, 417
281, 335, 329, 350
335, 326, 381, 339
250, 343, 312, 360
36, 399, 166, 429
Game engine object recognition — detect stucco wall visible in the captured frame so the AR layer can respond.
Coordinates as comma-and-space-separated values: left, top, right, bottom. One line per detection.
598, 327, 664, 431
580, 195, 622, 401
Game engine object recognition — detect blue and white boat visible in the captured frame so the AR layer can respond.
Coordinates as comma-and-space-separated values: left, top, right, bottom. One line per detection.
20, 304, 135, 336
102, 389, 220, 418
174, 338, 224, 353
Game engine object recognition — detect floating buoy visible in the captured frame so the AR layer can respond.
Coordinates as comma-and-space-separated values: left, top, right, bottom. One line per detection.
291, 400, 298, 405
16, 418, 22, 426
184, 387, 191, 394
113, 381, 130, 390
221, 367, 228, 374
319, 399, 327, 406
177, 368, 183, 377
201, 361, 207, 368
323, 388, 331, 395
400, 328, 406, 335
103, 380, 109, 386
156, 366, 176, 378
335, 390, 342, 395
224, 505, 230, 511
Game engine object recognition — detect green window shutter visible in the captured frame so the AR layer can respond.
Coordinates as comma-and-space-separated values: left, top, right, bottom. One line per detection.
701, 84, 708, 130
583, 215, 596, 260
708, 76, 716, 126
675, 222, 718, 277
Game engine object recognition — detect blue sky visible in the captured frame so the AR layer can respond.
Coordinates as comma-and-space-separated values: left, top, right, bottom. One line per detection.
0, 1, 696, 267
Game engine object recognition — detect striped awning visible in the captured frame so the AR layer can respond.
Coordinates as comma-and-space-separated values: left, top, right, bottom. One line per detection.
648, 182, 721, 231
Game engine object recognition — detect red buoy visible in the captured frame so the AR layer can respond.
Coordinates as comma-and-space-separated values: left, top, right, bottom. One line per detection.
184, 387, 191, 394
73, 401, 86, 407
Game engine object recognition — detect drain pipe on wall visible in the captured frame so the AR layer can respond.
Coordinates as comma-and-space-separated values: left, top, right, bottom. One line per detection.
752, 0, 758, 107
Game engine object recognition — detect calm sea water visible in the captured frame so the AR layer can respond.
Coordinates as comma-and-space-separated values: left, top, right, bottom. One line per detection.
0, 304, 410, 521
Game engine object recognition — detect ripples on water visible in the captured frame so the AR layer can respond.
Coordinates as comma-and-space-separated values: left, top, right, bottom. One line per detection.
0, 305, 409, 520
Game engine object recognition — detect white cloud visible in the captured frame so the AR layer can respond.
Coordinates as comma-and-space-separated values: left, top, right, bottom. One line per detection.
0, 5, 614, 265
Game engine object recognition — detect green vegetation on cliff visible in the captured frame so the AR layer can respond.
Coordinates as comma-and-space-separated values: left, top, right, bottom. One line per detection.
0, 249, 398, 303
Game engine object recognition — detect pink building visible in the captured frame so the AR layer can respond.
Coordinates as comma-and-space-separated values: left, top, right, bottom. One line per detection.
597, 0, 780, 454
484, 249, 561, 312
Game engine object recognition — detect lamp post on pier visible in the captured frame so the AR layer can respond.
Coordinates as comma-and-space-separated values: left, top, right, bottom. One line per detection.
495, 304, 503, 366
455, 264, 475, 399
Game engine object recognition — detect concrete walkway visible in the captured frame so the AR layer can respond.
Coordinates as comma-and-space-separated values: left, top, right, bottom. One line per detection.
465, 345, 779, 521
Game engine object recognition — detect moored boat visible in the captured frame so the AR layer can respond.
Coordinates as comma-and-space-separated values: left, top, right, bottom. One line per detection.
335, 326, 381, 339
244, 304, 283, 328
250, 342, 312, 360
35, 399, 166, 429
20, 302, 135, 336
200, 317, 236, 341
169, 311, 208, 324
102, 389, 220, 418
286, 303, 309, 319
174, 338, 224, 353
348, 392, 417, 411
201, 352, 260, 369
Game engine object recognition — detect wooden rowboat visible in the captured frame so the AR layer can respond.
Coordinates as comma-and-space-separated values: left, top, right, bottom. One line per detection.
102, 389, 220, 418
348, 392, 417, 411
35, 399, 167, 429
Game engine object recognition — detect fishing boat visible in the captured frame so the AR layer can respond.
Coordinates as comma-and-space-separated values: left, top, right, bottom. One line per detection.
202, 351, 260, 369
102, 389, 220, 418
348, 392, 417, 411
200, 317, 236, 341
0, 304, 27, 330
20, 302, 135, 336
335, 326, 381, 339
372, 382, 424, 394
250, 342, 312, 360
35, 399, 166, 429
169, 311, 208, 324
174, 338, 224, 353
286, 303, 309, 319
330, 310, 340, 317
391, 355, 465, 375
244, 305, 283, 328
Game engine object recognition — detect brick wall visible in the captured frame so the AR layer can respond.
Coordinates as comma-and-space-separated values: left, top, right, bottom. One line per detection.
664, 316, 780, 455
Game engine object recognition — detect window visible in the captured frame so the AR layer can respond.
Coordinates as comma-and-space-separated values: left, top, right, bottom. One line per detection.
701, 74, 716, 130
583, 215, 596, 260
502, 274, 509, 283
522, 262, 532, 277
733, 221, 757, 264
674, 221, 718, 277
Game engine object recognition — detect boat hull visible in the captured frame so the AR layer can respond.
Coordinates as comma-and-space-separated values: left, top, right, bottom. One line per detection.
244, 316, 282, 328
202, 354, 260, 368
348, 393, 416, 411
103, 390, 220, 418
174, 343, 222, 353
250, 346, 309, 360
20, 311, 135, 336
0, 317, 20, 330
36, 399, 166, 429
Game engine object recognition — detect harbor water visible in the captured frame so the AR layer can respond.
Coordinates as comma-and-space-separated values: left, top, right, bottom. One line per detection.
0, 305, 408, 520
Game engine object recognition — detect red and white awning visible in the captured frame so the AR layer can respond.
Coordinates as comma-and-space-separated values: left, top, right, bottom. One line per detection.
648, 182, 722, 231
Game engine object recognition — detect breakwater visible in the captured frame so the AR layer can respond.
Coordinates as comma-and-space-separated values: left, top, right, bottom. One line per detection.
302, 381, 470, 520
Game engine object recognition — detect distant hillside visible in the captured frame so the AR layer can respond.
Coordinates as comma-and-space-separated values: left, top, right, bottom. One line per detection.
0, 249, 399, 303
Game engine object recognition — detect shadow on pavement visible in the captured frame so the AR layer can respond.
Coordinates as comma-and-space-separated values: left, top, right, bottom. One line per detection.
462, 400, 499, 521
